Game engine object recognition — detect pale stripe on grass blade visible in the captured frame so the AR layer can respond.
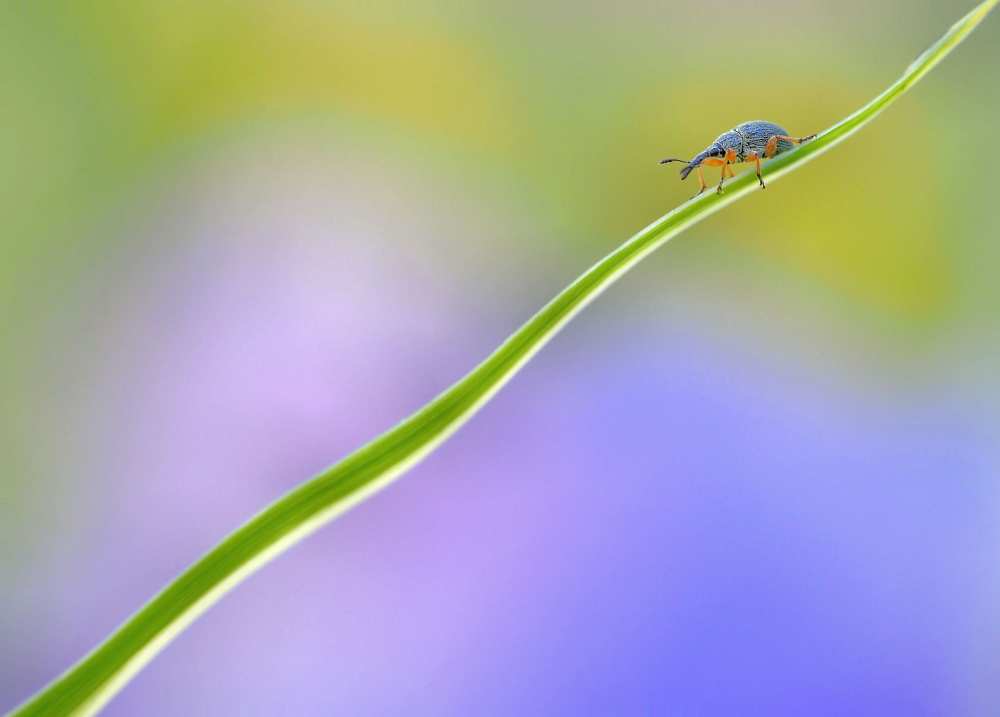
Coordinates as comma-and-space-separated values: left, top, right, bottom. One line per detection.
9, 1, 998, 714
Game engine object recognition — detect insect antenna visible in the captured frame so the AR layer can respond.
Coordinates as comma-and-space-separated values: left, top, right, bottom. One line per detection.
659, 157, 692, 165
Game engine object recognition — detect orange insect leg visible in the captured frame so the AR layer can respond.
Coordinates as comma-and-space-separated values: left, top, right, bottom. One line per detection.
765, 134, 816, 158
695, 165, 709, 196
746, 151, 766, 189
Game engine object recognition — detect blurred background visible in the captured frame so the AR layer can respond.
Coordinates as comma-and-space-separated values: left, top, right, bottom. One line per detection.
3, 1, 1000, 714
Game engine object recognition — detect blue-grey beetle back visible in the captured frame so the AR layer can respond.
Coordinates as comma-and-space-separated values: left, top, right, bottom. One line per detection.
736, 121, 795, 157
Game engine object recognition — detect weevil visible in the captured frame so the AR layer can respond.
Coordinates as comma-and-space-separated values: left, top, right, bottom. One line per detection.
660, 121, 817, 196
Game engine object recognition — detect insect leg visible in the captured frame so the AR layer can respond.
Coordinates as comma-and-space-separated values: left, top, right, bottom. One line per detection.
716, 148, 738, 194
746, 152, 765, 189
693, 158, 725, 197
764, 134, 817, 158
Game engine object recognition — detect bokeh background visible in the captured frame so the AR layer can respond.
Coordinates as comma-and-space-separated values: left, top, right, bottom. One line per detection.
3, 1, 1000, 714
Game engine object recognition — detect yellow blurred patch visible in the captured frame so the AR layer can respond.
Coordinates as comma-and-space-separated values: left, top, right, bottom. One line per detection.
67, 2, 514, 152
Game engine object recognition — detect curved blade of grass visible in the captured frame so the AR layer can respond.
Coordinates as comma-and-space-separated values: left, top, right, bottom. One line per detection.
10, 2, 997, 715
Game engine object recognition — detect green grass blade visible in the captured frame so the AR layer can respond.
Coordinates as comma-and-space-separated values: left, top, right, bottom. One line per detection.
9, 1, 997, 714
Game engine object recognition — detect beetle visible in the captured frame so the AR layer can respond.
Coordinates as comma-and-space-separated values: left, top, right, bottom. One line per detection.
660, 121, 817, 196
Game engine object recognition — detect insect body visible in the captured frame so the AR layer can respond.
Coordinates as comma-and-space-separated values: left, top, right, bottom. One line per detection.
661, 121, 816, 196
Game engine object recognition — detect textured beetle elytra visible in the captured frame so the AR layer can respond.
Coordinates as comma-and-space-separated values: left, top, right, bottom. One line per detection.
661, 121, 817, 197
